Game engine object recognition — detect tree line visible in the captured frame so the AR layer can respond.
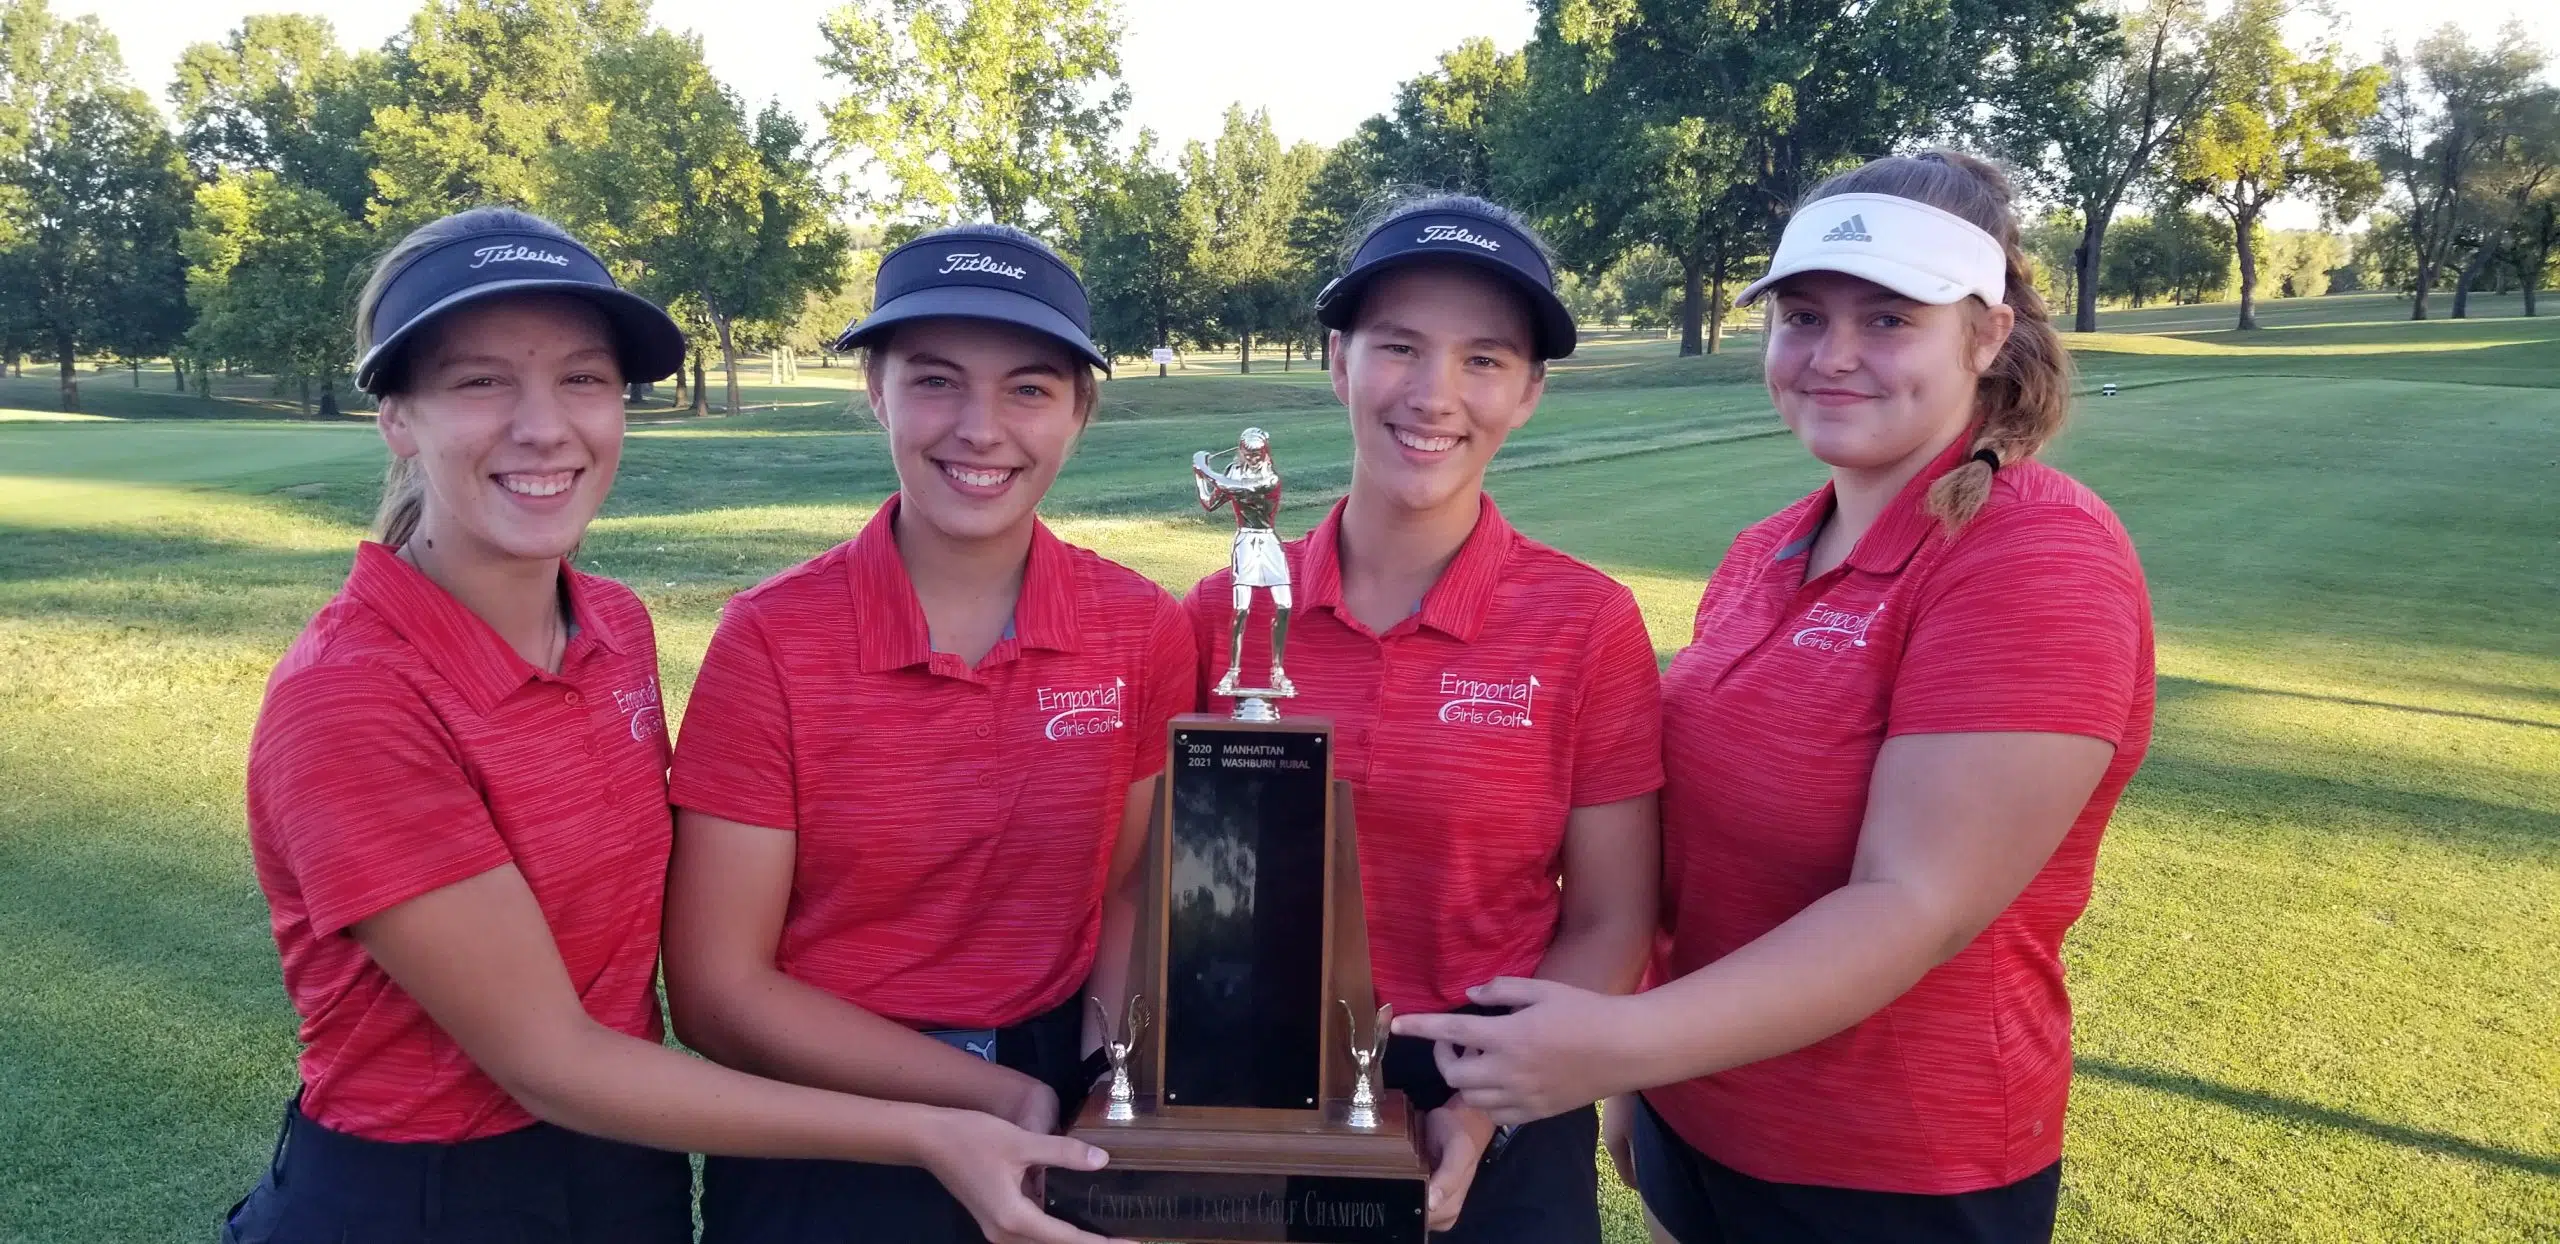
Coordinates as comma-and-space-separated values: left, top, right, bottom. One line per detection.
1, 0, 2554, 416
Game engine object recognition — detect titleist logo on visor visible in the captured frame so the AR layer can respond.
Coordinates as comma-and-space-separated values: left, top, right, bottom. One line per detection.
1419, 224, 1502, 251
940, 252, 1028, 279
470, 243, 573, 269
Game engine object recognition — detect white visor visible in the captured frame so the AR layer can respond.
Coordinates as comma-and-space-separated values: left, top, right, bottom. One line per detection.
1735, 192, 2006, 308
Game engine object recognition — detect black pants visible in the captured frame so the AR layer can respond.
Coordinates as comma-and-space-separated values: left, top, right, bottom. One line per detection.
1628, 1096, 2061, 1244
701, 994, 1092, 1244
1434, 1104, 1602, 1244
221, 1096, 690, 1244
1380, 1006, 1601, 1243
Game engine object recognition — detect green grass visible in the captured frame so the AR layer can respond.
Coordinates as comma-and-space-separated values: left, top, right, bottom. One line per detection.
4, 292, 2557, 1242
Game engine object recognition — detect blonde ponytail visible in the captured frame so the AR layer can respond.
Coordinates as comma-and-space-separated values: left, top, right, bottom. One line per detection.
1798, 149, 2074, 532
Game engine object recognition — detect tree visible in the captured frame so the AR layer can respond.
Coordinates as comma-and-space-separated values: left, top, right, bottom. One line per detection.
820, 0, 1128, 234
1363, 37, 1526, 193
2099, 208, 2231, 306
2022, 207, 2084, 309
1500, 26, 1756, 356
2338, 211, 2417, 294
551, 29, 850, 417
785, 254, 879, 366
0, 1, 193, 410
1505, 0, 2098, 352
2367, 23, 2550, 320
1519, 99, 1754, 353
2259, 228, 2347, 298
182, 171, 370, 414
1285, 132, 1393, 367
169, 14, 384, 217
1992, 0, 2215, 333
2455, 84, 2560, 316
364, 0, 647, 231
1181, 106, 1319, 373
2175, 0, 2382, 330
2505, 97, 2560, 315
1077, 133, 1201, 371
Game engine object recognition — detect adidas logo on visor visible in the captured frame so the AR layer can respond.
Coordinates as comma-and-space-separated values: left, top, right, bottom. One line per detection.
1819, 215, 1872, 243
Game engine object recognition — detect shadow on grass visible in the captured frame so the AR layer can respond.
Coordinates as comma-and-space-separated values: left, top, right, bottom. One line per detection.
2077, 1058, 2560, 1178
2157, 675, 2560, 733
2128, 750, 2560, 856
0, 523, 347, 584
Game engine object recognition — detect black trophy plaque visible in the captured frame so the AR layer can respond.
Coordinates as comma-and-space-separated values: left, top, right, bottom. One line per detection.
1163, 722, 1328, 1111
1049, 713, 1427, 1244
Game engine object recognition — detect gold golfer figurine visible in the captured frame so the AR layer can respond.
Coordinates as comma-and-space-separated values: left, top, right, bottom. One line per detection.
1341, 1000, 1392, 1131
1091, 995, 1148, 1124
1194, 427, 1296, 720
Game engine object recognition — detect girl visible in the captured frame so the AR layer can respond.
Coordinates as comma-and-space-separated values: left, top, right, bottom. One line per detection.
1395, 151, 2156, 1244
1188, 194, 1665, 1242
231, 207, 1107, 1244
664, 224, 1193, 1244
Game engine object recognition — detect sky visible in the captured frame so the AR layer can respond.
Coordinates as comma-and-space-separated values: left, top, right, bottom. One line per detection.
58, 0, 2560, 227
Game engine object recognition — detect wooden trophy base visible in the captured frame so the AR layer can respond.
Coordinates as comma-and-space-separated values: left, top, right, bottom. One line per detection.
1047, 1092, 1428, 1243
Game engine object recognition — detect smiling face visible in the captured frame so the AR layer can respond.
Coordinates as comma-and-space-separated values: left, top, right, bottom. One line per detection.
1332, 263, 1546, 519
1763, 269, 2013, 477
865, 316, 1089, 547
377, 293, 626, 564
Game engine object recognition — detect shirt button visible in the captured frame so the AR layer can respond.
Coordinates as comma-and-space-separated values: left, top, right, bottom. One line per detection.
976, 724, 992, 738
978, 772, 995, 787
564, 691, 584, 707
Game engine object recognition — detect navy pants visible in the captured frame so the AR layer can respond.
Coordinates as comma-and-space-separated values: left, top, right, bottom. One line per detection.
701, 995, 1091, 1244
221, 1096, 690, 1244
1628, 1097, 2061, 1244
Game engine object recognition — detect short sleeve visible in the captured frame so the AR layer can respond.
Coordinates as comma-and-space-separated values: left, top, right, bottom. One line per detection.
669, 599, 800, 830
1888, 504, 2148, 743
1130, 591, 1197, 778
1572, 586, 1667, 807
249, 668, 511, 938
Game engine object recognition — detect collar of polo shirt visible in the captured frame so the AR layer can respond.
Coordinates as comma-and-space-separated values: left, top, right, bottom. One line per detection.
842, 495, 1083, 673
348, 544, 627, 711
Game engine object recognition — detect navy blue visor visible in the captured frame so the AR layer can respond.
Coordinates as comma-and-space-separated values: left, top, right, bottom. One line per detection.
355, 230, 687, 394
1314, 209, 1577, 360
834, 233, 1109, 375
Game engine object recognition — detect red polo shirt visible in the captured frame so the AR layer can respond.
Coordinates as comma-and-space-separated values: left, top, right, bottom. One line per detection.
670, 496, 1193, 1030
1182, 497, 1664, 1015
245, 544, 675, 1143
1646, 436, 2155, 1193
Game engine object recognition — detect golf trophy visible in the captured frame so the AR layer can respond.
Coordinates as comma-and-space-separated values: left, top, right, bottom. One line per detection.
1045, 429, 1428, 1243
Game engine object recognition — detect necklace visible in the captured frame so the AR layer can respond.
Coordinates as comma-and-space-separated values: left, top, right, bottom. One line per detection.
398, 541, 570, 673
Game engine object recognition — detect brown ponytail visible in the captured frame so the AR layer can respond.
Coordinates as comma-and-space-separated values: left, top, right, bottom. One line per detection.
1796, 149, 2073, 531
